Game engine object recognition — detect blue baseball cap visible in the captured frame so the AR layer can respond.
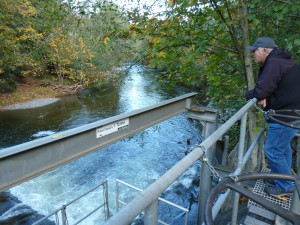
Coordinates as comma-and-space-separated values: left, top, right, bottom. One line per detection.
247, 37, 276, 51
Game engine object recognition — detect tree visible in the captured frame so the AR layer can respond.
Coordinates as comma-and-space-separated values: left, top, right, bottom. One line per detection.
122, 0, 300, 172
124, 0, 300, 105
247, 0, 300, 60
0, 0, 43, 91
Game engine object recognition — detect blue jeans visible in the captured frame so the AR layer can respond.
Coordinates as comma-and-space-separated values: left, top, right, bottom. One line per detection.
264, 123, 298, 190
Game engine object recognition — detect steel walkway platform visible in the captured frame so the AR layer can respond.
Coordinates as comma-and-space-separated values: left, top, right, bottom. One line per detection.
245, 168, 292, 225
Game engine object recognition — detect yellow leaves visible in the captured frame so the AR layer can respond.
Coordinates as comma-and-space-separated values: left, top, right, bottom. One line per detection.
21, 70, 32, 76
18, 0, 37, 17
6, 39, 16, 45
132, 30, 137, 37
103, 37, 110, 45
152, 37, 162, 46
129, 24, 136, 30
47, 29, 97, 85
0, 25, 8, 32
158, 51, 166, 58
18, 34, 29, 41
168, 0, 175, 7
24, 27, 36, 34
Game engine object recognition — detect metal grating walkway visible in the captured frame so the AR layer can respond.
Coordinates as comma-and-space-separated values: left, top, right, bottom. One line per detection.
248, 168, 292, 210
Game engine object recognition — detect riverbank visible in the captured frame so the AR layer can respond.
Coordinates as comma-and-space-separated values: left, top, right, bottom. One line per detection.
0, 78, 81, 110
0, 98, 61, 110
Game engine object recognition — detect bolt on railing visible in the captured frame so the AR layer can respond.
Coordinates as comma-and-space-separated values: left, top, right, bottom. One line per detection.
32, 181, 110, 225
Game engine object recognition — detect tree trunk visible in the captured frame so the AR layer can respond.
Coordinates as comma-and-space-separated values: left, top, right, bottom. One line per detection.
239, 0, 260, 172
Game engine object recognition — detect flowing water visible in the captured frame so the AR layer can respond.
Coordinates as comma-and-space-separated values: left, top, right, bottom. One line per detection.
0, 64, 203, 224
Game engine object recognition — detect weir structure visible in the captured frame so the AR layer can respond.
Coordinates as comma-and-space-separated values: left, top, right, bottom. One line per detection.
1, 92, 299, 225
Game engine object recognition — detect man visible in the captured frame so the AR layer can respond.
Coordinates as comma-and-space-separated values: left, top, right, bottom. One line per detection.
245, 37, 300, 197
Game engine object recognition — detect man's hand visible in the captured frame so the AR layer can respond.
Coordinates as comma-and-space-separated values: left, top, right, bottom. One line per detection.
257, 98, 266, 107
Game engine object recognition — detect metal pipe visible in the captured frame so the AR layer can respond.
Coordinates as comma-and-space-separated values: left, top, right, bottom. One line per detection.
200, 190, 232, 225
32, 208, 61, 225
221, 135, 229, 166
117, 179, 189, 212
159, 198, 189, 212
144, 200, 159, 225
116, 179, 189, 225
118, 179, 189, 225
73, 203, 106, 225
233, 128, 265, 176
209, 127, 264, 222
103, 99, 256, 225
211, 190, 231, 219
104, 182, 110, 220
116, 180, 120, 212
198, 115, 218, 224
291, 135, 300, 218
231, 113, 247, 225
61, 206, 68, 225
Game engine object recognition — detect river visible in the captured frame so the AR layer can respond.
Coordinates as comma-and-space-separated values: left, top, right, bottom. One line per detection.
0, 64, 203, 224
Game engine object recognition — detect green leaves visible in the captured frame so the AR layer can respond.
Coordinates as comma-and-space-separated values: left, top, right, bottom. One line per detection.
121, 0, 300, 109
0, 0, 43, 88
1, 0, 299, 96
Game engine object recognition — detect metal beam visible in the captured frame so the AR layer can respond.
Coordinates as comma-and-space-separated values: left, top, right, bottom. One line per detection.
0, 93, 197, 192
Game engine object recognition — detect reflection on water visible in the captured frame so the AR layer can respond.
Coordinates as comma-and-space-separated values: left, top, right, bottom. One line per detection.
1, 64, 202, 224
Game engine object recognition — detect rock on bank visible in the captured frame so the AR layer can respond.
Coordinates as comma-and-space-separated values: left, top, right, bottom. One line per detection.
0, 98, 60, 111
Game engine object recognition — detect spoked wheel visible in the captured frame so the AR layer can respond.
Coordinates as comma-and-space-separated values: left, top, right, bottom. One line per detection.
205, 173, 300, 225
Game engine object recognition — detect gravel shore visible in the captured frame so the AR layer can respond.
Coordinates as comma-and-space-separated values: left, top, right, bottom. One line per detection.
0, 98, 60, 110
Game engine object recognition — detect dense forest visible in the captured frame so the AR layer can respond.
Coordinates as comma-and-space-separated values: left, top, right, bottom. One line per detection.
0, 0, 299, 109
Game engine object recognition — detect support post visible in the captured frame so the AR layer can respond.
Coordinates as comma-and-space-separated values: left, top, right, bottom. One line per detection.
291, 134, 300, 220
231, 113, 248, 225
144, 200, 158, 225
187, 107, 219, 225
61, 206, 68, 225
221, 135, 229, 166
104, 182, 110, 220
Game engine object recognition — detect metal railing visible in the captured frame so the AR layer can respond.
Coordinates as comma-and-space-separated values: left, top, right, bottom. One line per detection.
33, 181, 109, 225
103, 99, 262, 225
115, 179, 189, 225
6, 94, 291, 224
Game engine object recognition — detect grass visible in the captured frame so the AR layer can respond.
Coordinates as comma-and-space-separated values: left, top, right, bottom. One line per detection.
0, 77, 66, 108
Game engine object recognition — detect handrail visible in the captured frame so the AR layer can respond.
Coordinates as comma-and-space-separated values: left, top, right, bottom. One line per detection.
32, 181, 109, 225
103, 99, 257, 225
116, 179, 189, 225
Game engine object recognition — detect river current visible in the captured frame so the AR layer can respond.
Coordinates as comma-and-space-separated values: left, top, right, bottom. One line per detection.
0, 64, 203, 224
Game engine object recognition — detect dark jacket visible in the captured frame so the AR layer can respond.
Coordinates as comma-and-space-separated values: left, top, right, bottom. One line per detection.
245, 48, 300, 122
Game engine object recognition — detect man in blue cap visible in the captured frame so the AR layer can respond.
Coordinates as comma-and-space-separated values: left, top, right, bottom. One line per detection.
245, 37, 300, 197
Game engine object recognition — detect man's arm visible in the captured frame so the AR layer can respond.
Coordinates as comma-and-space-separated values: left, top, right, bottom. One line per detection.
245, 59, 283, 101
